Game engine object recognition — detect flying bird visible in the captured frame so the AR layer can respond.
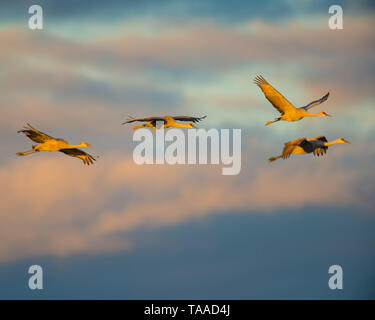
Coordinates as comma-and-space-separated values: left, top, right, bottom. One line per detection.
122, 115, 207, 129
254, 75, 331, 126
17, 123, 96, 165
269, 136, 350, 162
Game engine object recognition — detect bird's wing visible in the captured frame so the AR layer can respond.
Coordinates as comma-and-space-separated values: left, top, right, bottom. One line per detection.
313, 147, 327, 157
59, 148, 97, 165
307, 136, 328, 143
254, 75, 296, 115
172, 115, 207, 123
17, 123, 55, 143
122, 116, 165, 124
300, 92, 329, 110
284, 137, 308, 147
308, 136, 328, 156
282, 137, 308, 159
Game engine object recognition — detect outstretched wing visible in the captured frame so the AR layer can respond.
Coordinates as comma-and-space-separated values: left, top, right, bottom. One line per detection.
281, 137, 308, 159
59, 148, 97, 165
308, 136, 328, 143
17, 123, 55, 143
308, 136, 328, 156
300, 92, 329, 110
313, 147, 327, 156
172, 115, 207, 123
149, 120, 157, 127
122, 116, 165, 125
254, 75, 296, 115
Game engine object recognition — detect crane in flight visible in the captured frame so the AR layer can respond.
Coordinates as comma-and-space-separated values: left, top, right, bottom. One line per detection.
16, 123, 96, 165
269, 136, 350, 162
122, 115, 207, 129
254, 75, 331, 126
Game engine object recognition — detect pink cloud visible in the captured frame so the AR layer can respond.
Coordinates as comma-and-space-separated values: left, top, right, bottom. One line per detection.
0, 17, 374, 263
0, 146, 370, 263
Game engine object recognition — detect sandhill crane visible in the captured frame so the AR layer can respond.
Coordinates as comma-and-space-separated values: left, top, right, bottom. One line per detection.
254, 75, 331, 126
122, 115, 207, 129
17, 123, 96, 165
269, 136, 350, 162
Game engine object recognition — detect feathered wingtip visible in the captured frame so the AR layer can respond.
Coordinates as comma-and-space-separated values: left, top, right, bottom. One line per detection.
253, 75, 268, 86
17, 123, 34, 133
83, 155, 98, 166
322, 92, 330, 101
122, 115, 135, 125
193, 115, 207, 122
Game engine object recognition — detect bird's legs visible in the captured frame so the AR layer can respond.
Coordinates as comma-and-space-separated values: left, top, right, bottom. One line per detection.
268, 155, 282, 162
16, 149, 37, 156
265, 118, 281, 126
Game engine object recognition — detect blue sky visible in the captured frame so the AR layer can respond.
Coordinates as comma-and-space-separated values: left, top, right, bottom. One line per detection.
0, 0, 374, 299
1, 208, 374, 299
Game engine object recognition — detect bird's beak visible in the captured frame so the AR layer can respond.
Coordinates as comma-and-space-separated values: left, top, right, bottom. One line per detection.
190, 124, 197, 128
324, 112, 332, 117
87, 143, 93, 148
342, 139, 351, 144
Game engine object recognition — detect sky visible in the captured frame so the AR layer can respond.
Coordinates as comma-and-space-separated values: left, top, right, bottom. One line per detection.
0, 0, 374, 299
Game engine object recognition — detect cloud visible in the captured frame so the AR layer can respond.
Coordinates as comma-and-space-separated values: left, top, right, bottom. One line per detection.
0, 143, 372, 263
1, 16, 374, 119
0, 10, 374, 263
1, 16, 374, 149
0, 0, 358, 26
2, 17, 374, 70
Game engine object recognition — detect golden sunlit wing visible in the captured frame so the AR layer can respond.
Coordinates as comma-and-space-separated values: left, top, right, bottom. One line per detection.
282, 137, 308, 158
254, 75, 296, 115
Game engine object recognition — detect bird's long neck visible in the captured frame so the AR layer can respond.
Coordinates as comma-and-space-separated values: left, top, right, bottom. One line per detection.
304, 111, 322, 117
70, 142, 86, 148
176, 123, 191, 128
324, 139, 342, 147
